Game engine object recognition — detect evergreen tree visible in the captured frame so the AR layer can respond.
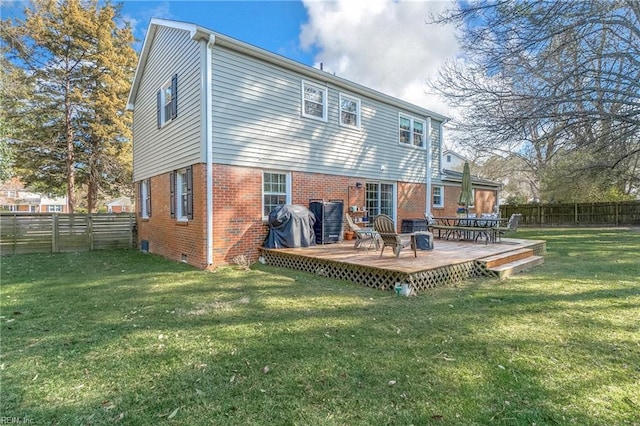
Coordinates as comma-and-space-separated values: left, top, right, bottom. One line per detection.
1, 0, 136, 212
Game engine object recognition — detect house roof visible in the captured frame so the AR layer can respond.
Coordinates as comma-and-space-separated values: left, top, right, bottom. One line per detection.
442, 149, 470, 163
106, 197, 133, 207
127, 18, 450, 123
441, 169, 502, 189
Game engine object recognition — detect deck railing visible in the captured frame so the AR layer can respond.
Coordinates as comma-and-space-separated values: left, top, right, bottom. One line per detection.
0, 213, 136, 255
500, 201, 640, 227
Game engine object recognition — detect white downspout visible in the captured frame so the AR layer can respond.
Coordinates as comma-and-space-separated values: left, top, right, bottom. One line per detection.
425, 117, 432, 217
204, 35, 215, 266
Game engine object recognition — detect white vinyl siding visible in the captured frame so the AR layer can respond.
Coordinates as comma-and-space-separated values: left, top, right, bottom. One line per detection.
210, 46, 438, 184
430, 121, 442, 178
132, 26, 202, 181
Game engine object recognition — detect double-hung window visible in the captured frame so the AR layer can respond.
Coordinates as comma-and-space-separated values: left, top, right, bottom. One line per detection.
433, 186, 444, 208
170, 166, 193, 221
263, 171, 291, 218
398, 114, 426, 148
339, 93, 361, 128
157, 74, 178, 128
139, 179, 151, 218
302, 80, 327, 121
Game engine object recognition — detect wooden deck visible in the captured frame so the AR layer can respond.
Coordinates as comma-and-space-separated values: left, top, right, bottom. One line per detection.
260, 237, 546, 293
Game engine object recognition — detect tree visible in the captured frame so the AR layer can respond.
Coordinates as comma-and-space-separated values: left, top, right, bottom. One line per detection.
1, 0, 136, 212
429, 0, 640, 202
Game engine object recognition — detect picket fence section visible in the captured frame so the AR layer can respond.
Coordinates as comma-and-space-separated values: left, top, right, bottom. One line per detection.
500, 201, 640, 227
0, 213, 136, 255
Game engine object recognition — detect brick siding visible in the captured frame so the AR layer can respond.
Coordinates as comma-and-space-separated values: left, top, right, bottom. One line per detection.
136, 164, 497, 269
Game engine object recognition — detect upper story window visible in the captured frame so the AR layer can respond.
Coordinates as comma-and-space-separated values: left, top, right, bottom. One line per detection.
263, 171, 291, 218
6, 190, 17, 198
139, 179, 151, 218
157, 74, 178, 128
433, 186, 444, 208
170, 166, 193, 221
302, 80, 327, 122
399, 114, 426, 148
48, 205, 62, 212
339, 93, 361, 128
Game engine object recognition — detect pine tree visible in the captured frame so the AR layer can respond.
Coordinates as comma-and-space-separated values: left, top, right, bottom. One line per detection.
1, 0, 137, 212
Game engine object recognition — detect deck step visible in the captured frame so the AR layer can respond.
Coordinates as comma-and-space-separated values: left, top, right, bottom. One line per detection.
489, 256, 544, 278
481, 248, 535, 269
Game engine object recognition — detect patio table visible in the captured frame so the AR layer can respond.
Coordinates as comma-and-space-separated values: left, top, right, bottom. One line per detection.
430, 216, 508, 243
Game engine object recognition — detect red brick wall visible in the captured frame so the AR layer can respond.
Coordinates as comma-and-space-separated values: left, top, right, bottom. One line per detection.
136, 164, 496, 269
397, 182, 426, 231
432, 185, 497, 217
136, 164, 207, 268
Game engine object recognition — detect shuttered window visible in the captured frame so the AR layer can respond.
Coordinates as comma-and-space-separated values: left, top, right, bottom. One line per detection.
170, 166, 193, 220
139, 179, 151, 218
157, 74, 178, 128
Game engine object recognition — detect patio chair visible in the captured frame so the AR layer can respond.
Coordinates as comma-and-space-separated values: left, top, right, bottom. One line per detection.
345, 213, 380, 251
494, 213, 522, 242
373, 214, 416, 258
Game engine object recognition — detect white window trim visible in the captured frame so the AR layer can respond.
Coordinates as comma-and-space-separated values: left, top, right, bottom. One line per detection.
433, 185, 444, 208
398, 113, 426, 149
301, 80, 328, 122
176, 169, 188, 221
339, 93, 361, 129
141, 179, 150, 218
262, 170, 292, 220
159, 78, 172, 127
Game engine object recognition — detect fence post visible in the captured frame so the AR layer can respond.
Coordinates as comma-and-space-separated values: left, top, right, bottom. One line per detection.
615, 202, 619, 226
88, 214, 94, 251
129, 213, 135, 248
538, 204, 542, 226
52, 213, 59, 253
575, 203, 578, 225
11, 214, 17, 255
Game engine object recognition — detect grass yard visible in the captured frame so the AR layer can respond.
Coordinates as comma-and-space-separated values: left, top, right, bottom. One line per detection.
1, 228, 639, 425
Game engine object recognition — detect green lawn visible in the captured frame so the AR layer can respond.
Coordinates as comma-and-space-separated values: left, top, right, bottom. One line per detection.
1, 228, 639, 425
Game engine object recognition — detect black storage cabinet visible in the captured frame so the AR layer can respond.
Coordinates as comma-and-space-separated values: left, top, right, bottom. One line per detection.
309, 199, 344, 244
401, 218, 428, 233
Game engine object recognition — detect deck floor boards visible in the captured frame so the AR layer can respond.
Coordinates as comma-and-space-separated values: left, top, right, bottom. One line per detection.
263, 238, 543, 272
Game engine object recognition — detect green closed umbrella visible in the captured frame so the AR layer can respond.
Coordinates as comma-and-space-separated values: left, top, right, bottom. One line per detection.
458, 161, 473, 216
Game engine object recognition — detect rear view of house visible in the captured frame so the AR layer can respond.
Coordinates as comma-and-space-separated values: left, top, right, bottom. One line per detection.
127, 18, 498, 269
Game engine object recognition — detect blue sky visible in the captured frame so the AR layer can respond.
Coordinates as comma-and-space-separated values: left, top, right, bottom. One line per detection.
2, 0, 460, 114
119, 1, 318, 65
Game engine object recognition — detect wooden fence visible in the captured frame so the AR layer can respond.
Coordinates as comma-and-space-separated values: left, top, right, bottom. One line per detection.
500, 201, 640, 227
0, 213, 136, 255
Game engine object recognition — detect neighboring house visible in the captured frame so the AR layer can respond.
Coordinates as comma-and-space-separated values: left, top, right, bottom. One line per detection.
127, 18, 498, 269
442, 149, 469, 172
0, 178, 68, 213
105, 197, 133, 213
436, 169, 501, 216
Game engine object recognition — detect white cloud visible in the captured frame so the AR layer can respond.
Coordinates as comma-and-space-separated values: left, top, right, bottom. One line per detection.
299, 0, 459, 116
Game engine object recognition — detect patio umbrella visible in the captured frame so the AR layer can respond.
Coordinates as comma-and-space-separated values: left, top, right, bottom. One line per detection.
458, 161, 473, 216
